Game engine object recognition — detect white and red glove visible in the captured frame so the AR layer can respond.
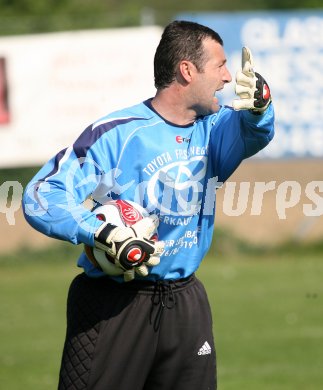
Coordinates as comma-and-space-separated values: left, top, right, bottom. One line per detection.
232, 47, 271, 114
94, 215, 164, 282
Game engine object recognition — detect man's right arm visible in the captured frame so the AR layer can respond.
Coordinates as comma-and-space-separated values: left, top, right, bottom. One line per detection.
22, 145, 104, 246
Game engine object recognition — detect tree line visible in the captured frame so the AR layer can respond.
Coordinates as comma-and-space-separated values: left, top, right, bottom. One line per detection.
0, 0, 322, 35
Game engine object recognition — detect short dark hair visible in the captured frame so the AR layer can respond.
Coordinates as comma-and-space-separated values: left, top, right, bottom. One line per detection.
154, 20, 223, 89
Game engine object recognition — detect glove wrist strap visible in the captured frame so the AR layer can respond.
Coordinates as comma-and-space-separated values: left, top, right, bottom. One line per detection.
250, 99, 272, 115
94, 223, 117, 246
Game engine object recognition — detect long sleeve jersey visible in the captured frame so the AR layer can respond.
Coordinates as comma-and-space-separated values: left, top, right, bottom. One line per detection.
23, 99, 274, 281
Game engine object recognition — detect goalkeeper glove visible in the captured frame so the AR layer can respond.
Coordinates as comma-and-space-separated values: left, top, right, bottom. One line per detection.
232, 47, 271, 113
94, 215, 164, 282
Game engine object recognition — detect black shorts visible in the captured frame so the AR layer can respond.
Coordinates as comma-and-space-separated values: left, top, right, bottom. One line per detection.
58, 273, 216, 390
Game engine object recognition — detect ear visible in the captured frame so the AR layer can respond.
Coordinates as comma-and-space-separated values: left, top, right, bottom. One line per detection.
178, 60, 195, 84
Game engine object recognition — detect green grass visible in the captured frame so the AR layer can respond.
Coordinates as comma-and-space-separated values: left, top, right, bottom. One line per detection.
0, 244, 80, 390
1, 239, 323, 389
0, 166, 41, 188
198, 254, 323, 390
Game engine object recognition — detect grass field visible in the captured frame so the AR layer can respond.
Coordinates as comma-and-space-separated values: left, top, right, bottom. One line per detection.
0, 236, 323, 390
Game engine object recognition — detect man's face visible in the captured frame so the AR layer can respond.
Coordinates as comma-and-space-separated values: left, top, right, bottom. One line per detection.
191, 38, 232, 116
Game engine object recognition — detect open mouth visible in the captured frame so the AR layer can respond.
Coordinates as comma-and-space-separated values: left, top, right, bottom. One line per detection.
215, 86, 224, 93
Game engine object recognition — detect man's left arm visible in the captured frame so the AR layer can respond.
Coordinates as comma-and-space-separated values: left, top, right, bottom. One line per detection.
210, 47, 274, 182
209, 104, 274, 183
209, 46, 275, 182
238, 103, 274, 158
232, 46, 275, 158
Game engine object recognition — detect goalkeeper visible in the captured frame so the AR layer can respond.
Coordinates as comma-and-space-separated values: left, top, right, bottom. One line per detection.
23, 20, 274, 390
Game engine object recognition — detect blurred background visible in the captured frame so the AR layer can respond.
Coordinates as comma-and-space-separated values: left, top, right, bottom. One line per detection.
0, 1, 323, 389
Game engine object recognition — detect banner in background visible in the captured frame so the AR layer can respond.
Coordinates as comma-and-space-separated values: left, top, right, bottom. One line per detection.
0, 57, 10, 125
0, 27, 162, 167
178, 10, 323, 158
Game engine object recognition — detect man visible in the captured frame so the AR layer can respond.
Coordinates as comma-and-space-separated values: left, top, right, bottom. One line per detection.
23, 20, 274, 390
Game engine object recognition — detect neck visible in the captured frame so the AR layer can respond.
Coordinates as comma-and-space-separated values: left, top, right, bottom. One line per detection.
151, 87, 197, 126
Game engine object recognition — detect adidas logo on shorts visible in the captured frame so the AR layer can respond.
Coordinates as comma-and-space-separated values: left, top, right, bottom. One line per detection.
197, 341, 211, 355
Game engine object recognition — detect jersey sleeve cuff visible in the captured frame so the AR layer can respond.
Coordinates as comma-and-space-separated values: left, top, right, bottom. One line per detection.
77, 212, 106, 247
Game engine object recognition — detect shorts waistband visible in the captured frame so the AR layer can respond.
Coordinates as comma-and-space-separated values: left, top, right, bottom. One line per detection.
93, 273, 196, 293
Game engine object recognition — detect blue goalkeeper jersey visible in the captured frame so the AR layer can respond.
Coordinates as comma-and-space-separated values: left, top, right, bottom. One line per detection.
23, 99, 274, 281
